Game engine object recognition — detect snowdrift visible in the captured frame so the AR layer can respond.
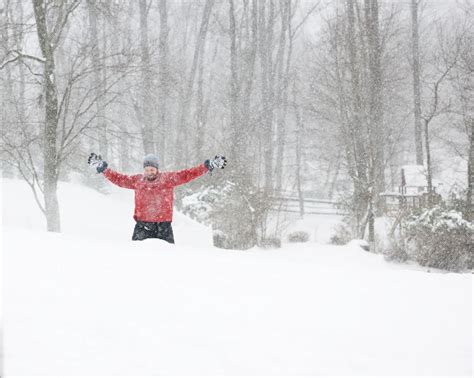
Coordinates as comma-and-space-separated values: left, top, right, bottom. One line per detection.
2, 177, 212, 247
1, 178, 472, 375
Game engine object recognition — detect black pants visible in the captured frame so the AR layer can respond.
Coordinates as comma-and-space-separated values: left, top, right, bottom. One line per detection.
132, 221, 175, 244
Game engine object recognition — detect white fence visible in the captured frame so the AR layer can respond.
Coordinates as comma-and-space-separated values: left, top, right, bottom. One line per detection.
270, 195, 347, 216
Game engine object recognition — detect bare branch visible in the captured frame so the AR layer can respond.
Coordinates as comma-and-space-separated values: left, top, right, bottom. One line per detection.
0, 49, 45, 70
51, 0, 81, 49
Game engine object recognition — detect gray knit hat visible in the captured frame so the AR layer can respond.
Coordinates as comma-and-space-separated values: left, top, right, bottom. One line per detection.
143, 154, 159, 169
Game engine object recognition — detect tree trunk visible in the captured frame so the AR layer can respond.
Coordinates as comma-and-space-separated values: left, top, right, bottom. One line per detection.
365, 0, 385, 215
468, 119, 474, 221
236, 0, 258, 176
177, 0, 214, 165
294, 84, 305, 218
16, 0, 26, 128
32, 0, 61, 232
225, 0, 259, 249
139, 0, 155, 155
424, 118, 433, 204
229, 0, 240, 151
228, 0, 258, 185
347, 0, 369, 237
364, 0, 384, 248
195, 42, 206, 157
1, 1, 14, 178
258, 0, 276, 195
157, 0, 169, 164
118, 0, 134, 172
328, 157, 341, 200
87, 0, 108, 156
275, 1, 292, 194
411, 0, 424, 165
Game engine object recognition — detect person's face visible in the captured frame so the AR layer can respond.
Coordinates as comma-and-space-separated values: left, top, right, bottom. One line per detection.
144, 166, 158, 180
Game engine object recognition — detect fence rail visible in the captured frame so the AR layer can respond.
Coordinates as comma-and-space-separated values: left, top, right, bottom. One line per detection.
270, 195, 347, 216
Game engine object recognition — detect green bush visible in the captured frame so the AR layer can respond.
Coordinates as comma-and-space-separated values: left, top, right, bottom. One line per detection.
405, 206, 473, 272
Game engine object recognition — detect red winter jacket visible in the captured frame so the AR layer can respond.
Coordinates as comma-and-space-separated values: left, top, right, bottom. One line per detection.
103, 164, 208, 222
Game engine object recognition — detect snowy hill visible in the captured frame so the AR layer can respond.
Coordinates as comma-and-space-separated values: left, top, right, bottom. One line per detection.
1, 178, 472, 375
2, 178, 212, 247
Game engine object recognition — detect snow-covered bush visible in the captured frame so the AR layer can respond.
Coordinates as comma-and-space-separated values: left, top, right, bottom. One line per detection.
260, 237, 282, 249
287, 231, 310, 243
446, 187, 471, 220
383, 237, 409, 263
178, 179, 273, 250
405, 206, 473, 272
178, 184, 232, 225
213, 229, 233, 250
330, 219, 352, 245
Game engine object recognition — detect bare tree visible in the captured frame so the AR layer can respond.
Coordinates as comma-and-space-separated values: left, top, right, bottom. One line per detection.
87, 0, 108, 156
411, 0, 424, 165
419, 21, 463, 205
469, 119, 473, 221
157, 0, 169, 162
31, 0, 80, 231
138, 0, 155, 154
346, 0, 370, 237
274, 0, 293, 193
258, 0, 277, 194
1, 0, 138, 232
177, 0, 214, 165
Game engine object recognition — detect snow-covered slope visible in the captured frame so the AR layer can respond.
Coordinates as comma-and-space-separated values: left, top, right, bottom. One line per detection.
1, 178, 472, 375
1, 178, 212, 247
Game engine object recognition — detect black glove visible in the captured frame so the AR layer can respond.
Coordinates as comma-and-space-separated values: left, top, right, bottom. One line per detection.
88, 152, 108, 174
204, 155, 227, 172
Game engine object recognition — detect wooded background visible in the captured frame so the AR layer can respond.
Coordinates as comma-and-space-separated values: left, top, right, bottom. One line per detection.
1, 0, 472, 249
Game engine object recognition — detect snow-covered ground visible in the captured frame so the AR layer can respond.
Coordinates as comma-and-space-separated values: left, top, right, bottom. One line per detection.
1, 178, 472, 375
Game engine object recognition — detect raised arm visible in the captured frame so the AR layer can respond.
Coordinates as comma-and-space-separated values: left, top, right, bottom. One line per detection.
88, 153, 140, 189
165, 156, 227, 186
103, 169, 140, 189
166, 164, 209, 187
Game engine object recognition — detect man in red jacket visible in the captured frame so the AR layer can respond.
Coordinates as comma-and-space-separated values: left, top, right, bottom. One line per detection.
88, 153, 226, 243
